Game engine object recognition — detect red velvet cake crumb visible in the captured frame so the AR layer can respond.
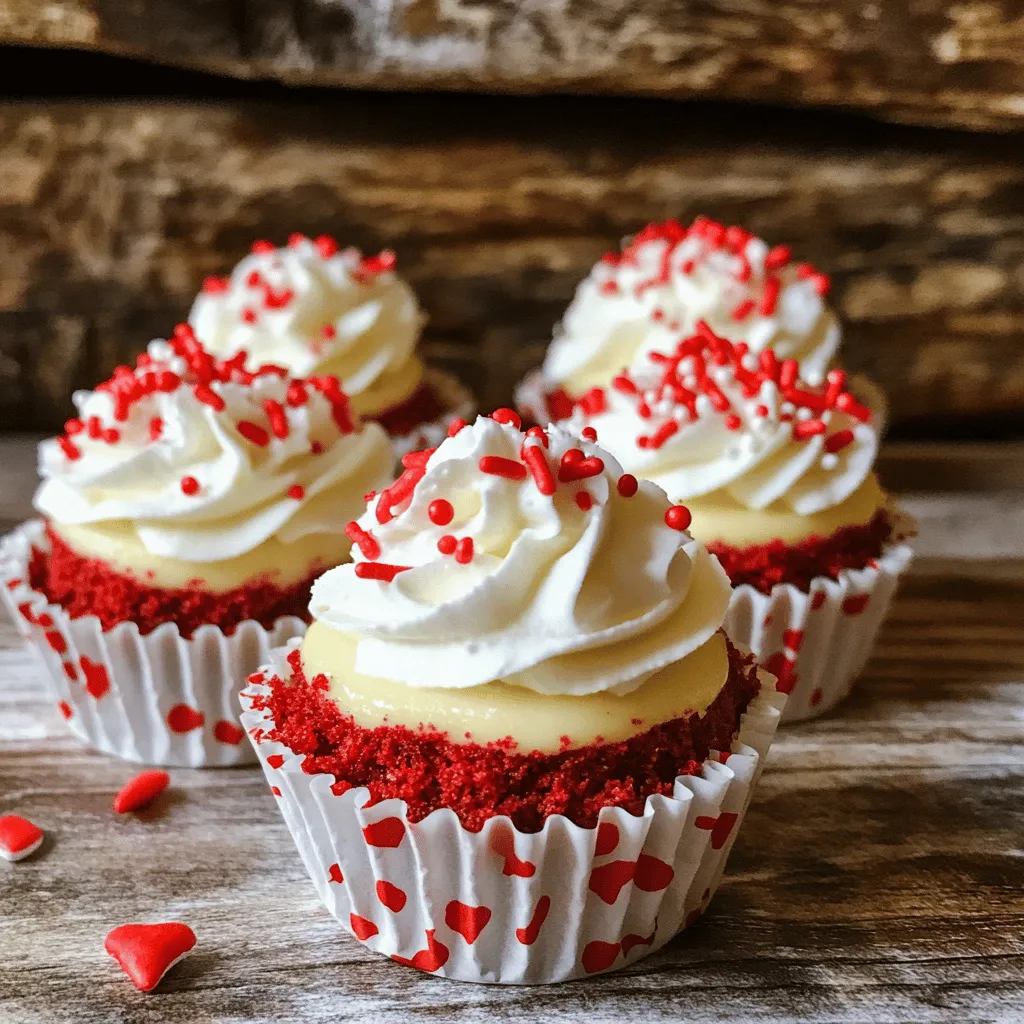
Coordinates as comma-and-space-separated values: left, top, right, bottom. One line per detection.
30, 524, 318, 639
707, 509, 893, 595
368, 380, 446, 438
253, 640, 761, 833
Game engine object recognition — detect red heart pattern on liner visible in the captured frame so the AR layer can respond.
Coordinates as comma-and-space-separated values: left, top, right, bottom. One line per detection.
0, 814, 44, 861
104, 922, 196, 992
113, 771, 170, 814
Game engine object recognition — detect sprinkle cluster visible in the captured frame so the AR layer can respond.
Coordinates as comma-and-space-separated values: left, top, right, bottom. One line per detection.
55, 328, 355, 496
344, 412, 692, 583
574, 320, 870, 461
597, 215, 831, 322
200, 234, 398, 350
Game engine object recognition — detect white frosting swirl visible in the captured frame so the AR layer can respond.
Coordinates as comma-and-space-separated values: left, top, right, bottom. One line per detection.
35, 338, 394, 562
309, 416, 731, 697
570, 335, 878, 515
543, 218, 840, 392
188, 236, 425, 402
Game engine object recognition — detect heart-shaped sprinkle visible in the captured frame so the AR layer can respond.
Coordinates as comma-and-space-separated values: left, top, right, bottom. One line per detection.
104, 922, 196, 992
113, 771, 170, 814
558, 454, 605, 482
0, 814, 44, 861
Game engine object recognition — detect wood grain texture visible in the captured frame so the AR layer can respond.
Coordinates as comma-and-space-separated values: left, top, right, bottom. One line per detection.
2, 0, 1024, 131
1, 96, 1023, 437
2, 438, 1023, 1022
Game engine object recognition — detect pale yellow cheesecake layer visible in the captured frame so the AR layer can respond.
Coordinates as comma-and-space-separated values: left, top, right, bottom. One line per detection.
684, 472, 888, 548
53, 521, 352, 592
329, 355, 425, 419
299, 620, 730, 753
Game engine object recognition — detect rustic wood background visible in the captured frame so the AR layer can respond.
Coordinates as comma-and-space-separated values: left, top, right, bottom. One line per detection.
0, 80, 1023, 437
3, 438, 1024, 1022
2, 0, 1024, 131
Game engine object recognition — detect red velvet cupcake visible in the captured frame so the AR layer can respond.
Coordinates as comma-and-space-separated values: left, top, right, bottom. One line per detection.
567, 323, 914, 722
240, 414, 786, 983
1, 332, 393, 766
189, 234, 474, 458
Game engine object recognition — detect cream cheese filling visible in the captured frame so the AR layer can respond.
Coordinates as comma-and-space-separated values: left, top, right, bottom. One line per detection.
52, 520, 352, 592
299, 621, 730, 753
684, 472, 888, 547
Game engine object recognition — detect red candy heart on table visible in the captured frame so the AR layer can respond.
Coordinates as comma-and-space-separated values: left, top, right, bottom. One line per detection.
104, 922, 196, 992
0, 814, 44, 862
113, 771, 170, 814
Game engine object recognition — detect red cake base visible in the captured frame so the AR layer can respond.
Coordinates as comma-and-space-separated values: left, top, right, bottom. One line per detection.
368, 380, 447, 438
706, 510, 893, 595
30, 523, 317, 639
252, 640, 761, 834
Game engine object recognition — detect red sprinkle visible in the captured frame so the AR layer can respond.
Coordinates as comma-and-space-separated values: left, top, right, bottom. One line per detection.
288, 232, 307, 247
251, 240, 275, 254
203, 276, 229, 294
315, 235, 338, 259
575, 491, 594, 512
437, 535, 457, 555
241, 309, 257, 325
148, 417, 163, 441
731, 299, 755, 321
479, 456, 527, 481
355, 563, 411, 582
286, 381, 308, 407
764, 244, 792, 271
447, 418, 469, 438
617, 474, 639, 497
65, 418, 84, 435
311, 440, 324, 455
345, 522, 381, 560
581, 426, 598, 442
525, 426, 549, 447
522, 445, 556, 496
490, 408, 522, 430
237, 421, 270, 447
180, 476, 200, 496
665, 505, 692, 531
263, 399, 289, 439
836, 393, 872, 422
759, 277, 781, 316
455, 538, 474, 565
824, 428, 855, 453
287, 485, 305, 500
428, 499, 454, 526
57, 436, 81, 461
113, 770, 170, 814
558, 451, 604, 482
792, 418, 828, 440
193, 384, 226, 412
724, 414, 742, 431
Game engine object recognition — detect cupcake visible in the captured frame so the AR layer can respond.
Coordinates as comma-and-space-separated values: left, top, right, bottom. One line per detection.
565, 323, 913, 722
0, 329, 394, 766
239, 413, 786, 983
516, 215, 885, 427
189, 235, 475, 456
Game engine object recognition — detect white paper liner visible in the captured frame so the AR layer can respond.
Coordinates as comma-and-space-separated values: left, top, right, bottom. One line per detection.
723, 515, 914, 724
1, 519, 308, 767
387, 367, 476, 460
239, 647, 785, 984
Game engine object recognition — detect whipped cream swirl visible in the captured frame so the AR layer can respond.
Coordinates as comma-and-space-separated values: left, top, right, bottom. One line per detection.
542, 217, 840, 392
310, 415, 731, 696
188, 235, 425, 400
35, 335, 394, 562
570, 328, 878, 515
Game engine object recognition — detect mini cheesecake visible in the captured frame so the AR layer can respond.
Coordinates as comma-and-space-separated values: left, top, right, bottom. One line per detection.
188, 235, 473, 448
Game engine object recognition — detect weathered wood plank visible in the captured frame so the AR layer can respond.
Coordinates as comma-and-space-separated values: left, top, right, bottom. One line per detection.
2, 437, 1023, 1021
2, 0, 1024, 131
1, 99, 1023, 437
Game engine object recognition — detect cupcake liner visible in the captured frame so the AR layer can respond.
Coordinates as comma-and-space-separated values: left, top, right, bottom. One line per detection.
239, 648, 785, 984
722, 514, 914, 724
1, 519, 307, 767
388, 367, 476, 459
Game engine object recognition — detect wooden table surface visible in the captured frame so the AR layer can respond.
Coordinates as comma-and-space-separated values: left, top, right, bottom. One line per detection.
2, 437, 1023, 1023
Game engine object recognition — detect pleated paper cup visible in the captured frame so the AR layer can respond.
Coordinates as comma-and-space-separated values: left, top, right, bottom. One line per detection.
239, 647, 786, 984
388, 368, 476, 460
1, 519, 307, 767
723, 516, 914, 724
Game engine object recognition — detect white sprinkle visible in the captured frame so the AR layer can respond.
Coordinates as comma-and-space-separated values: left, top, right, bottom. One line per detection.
741, 354, 759, 372
655, 399, 675, 416
821, 453, 839, 470
712, 367, 733, 385
796, 407, 813, 421
644, 390, 659, 405
695, 395, 713, 416
683, 375, 698, 390
780, 401, 795, 415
